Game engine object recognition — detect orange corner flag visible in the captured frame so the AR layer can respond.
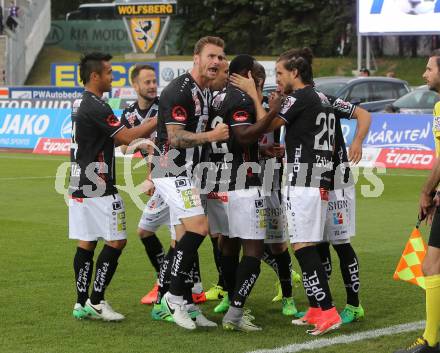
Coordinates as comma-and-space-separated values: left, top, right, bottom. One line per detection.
393, 223, 427, 289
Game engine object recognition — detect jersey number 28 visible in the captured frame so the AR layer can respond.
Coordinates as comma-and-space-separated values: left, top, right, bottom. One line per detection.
314, 112, 335, 151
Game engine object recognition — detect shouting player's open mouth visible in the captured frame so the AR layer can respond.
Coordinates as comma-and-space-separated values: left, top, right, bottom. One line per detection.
207, 66, 218, 78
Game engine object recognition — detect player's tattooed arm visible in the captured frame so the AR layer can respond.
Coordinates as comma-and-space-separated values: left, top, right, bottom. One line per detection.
167, 124, 229, 148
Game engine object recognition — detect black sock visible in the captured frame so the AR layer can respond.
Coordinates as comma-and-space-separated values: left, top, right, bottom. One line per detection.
262, 244, 278, 274
273, 249, 293, 298
231, 256, 261, 308
221, 254, 239, 300
73, 247, 94, 306
317, 242, 332, 280
141, 234, 165, 274
333, 243, 360, 307
157, 246, 174, 304
295, 246, 333, 310
169, 232, 205, 296
90, 245, 122, 305
210, 237, 224, 287
192, 252, 202, 284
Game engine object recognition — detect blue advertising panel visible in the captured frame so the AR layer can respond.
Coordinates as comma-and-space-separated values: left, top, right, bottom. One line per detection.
0, 110, 434, 151
0, 108, 122, 149
50, 62, 159, 87
363, 113, 434, 150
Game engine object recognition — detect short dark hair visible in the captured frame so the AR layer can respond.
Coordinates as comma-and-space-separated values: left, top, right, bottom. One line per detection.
360, 67, 370, 76
79, 52, 112, 85
252, 61, 266, 90
194, 36, 225, 55
277, 47, 314, 84
130, 64, 156, 82
229, 54, 255, 76
431, 49, 440, 70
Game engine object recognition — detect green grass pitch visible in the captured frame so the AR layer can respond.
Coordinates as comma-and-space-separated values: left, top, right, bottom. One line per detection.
0, 152, 432, 353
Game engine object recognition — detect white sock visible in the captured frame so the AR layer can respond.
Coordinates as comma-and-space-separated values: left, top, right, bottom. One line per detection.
192, 282, 203, 294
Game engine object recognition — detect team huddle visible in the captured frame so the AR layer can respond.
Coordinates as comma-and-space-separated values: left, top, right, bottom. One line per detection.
67, 36, 371, 335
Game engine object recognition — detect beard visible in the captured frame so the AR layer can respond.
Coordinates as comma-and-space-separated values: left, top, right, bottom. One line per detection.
428, 80, 440, 94
282, 82, 294, 95
139, 92, 156, 102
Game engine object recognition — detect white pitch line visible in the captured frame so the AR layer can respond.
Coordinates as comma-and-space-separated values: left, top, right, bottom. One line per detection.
246, 321, 425, 353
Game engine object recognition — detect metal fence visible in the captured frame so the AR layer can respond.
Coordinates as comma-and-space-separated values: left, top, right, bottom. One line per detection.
1, 0, 51, 85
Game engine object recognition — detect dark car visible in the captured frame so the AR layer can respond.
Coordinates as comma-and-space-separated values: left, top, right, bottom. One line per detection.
66, 3, 118, 20
314, 76, 411, 112
263, 76, 410, 112
384, 85, 440, 114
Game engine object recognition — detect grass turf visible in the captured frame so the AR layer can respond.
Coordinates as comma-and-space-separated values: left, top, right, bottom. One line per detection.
0, 153, 432, 353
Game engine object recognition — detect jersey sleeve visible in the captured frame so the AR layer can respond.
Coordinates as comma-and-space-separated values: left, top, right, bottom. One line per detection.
330, 96, 355, 120
120, 108, 131, 128
229, 96, 255, 127
160, 88, 192, 127
278, 93, 305, 124
89, 101, 125, 138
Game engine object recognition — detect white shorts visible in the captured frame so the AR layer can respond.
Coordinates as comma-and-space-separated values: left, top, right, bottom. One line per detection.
283, 186, 328, 244
226, 188, 266, 240
206, 192, 229, 236
138, 191, 171, 232
69, 193, 127, 241
324, 185, 356, 244
264, 191, 288, 244
152, 176, 205, 226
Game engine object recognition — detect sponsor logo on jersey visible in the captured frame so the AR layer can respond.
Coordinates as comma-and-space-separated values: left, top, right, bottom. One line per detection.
171, 105, 187, 122
112, 201, 122, 211
232, 110, 249, 122
280, 96, 296, 115
333, 211, 344, 225
333, 98, 353, 115
255, 199, 264, 208
106, 114, 121, 127
175, 178, 188, 188
126, 111, 138, 127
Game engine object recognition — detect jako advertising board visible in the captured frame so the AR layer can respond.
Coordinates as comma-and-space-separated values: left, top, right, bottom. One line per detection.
0, 108, 122, 149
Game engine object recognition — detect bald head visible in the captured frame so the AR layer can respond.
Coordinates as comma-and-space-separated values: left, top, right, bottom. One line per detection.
210, 60, 229, 91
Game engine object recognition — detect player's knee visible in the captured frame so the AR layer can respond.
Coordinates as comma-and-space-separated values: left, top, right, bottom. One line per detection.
137, 228, 153, 238
106, 239, 127, 250
270, 242, 287, 255
78, 240, 97, 251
